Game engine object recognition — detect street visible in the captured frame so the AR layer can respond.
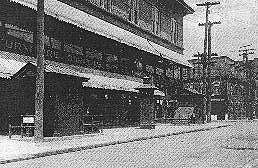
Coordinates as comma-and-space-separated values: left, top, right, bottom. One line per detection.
2, 121, 258, 168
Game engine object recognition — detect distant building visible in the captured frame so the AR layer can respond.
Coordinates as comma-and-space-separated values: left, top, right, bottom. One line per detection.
187, 56, 255, 120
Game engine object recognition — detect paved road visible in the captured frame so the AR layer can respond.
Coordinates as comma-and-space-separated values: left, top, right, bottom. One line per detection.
3, 121, 258, 168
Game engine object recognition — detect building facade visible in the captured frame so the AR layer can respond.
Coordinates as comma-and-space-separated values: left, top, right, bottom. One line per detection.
0, 0, 194, 136
188, 56, 256, 120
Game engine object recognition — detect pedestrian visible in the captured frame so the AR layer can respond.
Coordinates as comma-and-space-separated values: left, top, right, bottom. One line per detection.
190, 113, 195, 124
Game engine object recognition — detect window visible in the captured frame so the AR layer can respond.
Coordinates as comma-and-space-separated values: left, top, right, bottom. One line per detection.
50, 38, 61, 50
177, 23, 183, 47
175, 22, 179, 45
6, 24, 33, 43
130, 0, 138, 24
138, 0, 153, 32
194, 65, 202, 78
105, 54, 119, 72
182, 68, 188, 79
166, 67, 173, 78
174, 65, 180, 79
171, 18, 176, 44
212, 82, 220, 95
189, 69, 194, 79
88, 0, 111, 10
4, 24, 33, 55
146, 64, 154, 74
160, 12, 171, 41
85, 49, 103, 69
103, 0, 111, 11
120, 57, 132, 75
112, 0, 131, 20
152, 7, 160, 35
64, 43, 84, 55
88, 0, 102, 6
155, 67, 164, 76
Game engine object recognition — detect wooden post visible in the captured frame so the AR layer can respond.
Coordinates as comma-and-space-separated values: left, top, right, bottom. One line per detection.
206, 23, 212, 123
34, 0, 45, 141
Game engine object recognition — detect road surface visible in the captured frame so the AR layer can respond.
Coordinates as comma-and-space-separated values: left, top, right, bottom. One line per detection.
3, 121, 258, 168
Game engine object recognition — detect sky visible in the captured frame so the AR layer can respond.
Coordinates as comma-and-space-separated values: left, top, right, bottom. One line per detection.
183, 0, 258, 61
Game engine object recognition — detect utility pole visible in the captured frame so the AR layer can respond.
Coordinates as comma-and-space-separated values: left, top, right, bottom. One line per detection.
206, 21, 220, 122
239, 45, 255, 120
34, 0, 45, 141
193, 52, 206, 123
197, 1, 220, 123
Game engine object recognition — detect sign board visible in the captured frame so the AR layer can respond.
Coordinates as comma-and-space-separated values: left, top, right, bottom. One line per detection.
22, 116, 35, 124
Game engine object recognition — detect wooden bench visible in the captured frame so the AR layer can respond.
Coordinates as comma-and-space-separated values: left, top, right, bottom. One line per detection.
81, 115, 103, 134
165, 118, 191, 125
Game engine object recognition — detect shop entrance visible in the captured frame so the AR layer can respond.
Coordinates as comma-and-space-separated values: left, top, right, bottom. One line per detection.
82, 88, 140, 128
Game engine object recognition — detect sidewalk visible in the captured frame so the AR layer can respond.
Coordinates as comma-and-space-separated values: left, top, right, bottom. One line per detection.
0, 121, 231, 164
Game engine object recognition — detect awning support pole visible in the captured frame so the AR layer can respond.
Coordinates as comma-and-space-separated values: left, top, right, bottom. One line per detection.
34, 0, 45, 141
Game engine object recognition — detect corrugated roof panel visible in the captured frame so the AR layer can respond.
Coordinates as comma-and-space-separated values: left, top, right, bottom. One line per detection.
0, 51, 146, 92
10, 0, 192, 68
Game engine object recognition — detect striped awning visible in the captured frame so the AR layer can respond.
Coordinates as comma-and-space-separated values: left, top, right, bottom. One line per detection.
10, 0, 193, 68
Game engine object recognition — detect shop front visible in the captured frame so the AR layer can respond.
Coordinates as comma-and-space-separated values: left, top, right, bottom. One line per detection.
3, 52, 164, 136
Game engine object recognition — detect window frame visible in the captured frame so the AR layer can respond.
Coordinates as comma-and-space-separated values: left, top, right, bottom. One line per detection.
152, 6, 160, 35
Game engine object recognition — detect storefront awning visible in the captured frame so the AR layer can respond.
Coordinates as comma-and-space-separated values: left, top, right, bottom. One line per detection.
0, 51, 165, 95
10, 0, 192, 68
81, 75, 143, 92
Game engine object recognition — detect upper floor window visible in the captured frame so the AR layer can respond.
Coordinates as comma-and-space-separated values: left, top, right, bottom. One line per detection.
160, 12, 171, 41
129, 0, 138, 24
171, 18, 176, 44
138, 0, 153, 32
112, 0, 131, 20
176, 22, 183, 47
88, 0, 110, 10
152, 7, 160, 35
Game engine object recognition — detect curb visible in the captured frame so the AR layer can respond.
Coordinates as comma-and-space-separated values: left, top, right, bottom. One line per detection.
0, 124, 231, 164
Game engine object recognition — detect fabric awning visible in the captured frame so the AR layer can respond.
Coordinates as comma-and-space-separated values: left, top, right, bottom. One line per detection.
10, 0, 192, 68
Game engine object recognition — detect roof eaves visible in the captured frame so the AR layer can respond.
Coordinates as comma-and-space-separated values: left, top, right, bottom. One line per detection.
176, 0, 195, 14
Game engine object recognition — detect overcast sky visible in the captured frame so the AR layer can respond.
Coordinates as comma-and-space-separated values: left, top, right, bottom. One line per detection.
183, 0, 257, 61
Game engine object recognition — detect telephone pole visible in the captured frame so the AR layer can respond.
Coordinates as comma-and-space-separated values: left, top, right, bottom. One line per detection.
197, 1, 220, 123
34, 0, 45, 141
193, 52, 206, 123
239, 45, 255, 120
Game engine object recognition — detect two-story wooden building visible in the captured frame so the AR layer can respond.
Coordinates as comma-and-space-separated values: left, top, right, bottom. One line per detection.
0, 0, 194, 136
